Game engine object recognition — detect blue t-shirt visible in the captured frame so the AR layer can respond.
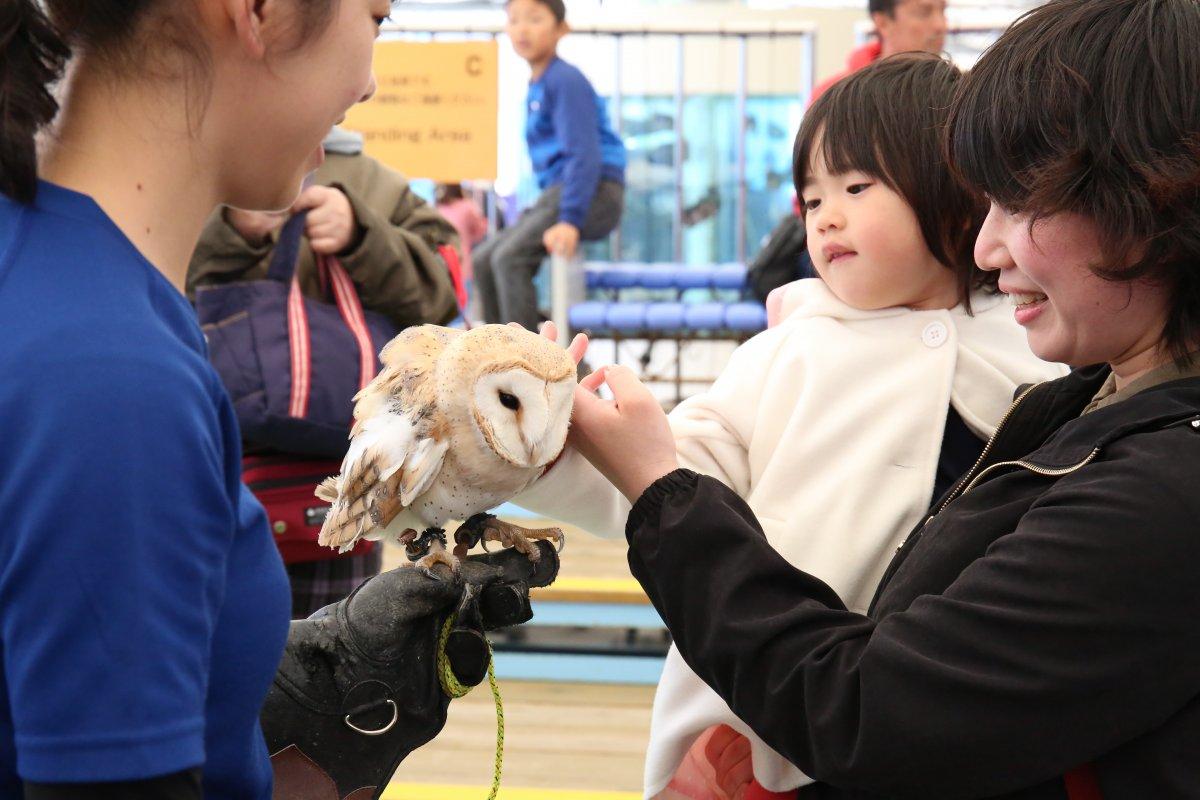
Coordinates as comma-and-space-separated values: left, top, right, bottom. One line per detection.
525, 56, 626, 228
0, 182, 291, 795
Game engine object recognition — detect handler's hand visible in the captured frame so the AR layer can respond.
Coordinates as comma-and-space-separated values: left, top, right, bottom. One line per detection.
263, 544, 559, 798
572, 365, 679, 504
542, 222, 580, 258
291, 185, 359, 255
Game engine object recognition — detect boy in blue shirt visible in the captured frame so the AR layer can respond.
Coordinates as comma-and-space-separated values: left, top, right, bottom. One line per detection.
474, 0, 627, 329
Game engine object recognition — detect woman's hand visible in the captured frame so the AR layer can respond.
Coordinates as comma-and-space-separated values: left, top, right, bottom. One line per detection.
572, 364, 679, 504
527, 323, 677, 502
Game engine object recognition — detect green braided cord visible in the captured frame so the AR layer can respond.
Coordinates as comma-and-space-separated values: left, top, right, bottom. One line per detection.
437, 614, 505, 800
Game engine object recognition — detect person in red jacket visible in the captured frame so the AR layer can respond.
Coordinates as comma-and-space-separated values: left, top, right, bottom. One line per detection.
812, 0, 948, 101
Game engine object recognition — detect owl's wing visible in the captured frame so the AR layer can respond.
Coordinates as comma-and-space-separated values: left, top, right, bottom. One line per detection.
317, 325, 459, 552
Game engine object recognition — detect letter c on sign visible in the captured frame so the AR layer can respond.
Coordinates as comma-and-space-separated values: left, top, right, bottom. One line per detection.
466, 55, 482, 76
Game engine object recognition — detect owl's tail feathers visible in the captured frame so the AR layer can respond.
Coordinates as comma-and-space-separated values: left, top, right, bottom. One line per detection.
315, 477, 339, 504
316, 449, 410, 553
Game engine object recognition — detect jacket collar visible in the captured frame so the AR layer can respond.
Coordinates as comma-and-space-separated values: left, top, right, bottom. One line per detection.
1004, 366, 1200, 469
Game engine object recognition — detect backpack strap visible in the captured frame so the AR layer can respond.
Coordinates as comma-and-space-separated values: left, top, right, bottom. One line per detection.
323, 254, 380, 393
438, 244, 468, 312
286, 276, 312, 419
267, 210, 308, 283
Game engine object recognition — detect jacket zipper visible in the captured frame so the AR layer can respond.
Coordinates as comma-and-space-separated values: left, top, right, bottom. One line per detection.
933, 382, 1041, 517
873, 382, 1045, 600
959, 448, 1101, 496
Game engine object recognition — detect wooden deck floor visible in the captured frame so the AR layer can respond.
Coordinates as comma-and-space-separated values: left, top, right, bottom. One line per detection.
388, 679, 654, 794
381, 521, 655, 794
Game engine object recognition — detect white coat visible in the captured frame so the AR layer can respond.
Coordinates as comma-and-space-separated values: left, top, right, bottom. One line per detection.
515, 279, 1069, 796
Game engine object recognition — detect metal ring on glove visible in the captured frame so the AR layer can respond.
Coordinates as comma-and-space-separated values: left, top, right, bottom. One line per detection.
344, 699, 399, 736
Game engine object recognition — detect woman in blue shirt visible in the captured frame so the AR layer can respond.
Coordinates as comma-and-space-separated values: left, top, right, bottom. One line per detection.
0, 1, 553, 797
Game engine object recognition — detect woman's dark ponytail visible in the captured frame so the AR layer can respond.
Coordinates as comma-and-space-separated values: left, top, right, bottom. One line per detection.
0, 0, 70, 204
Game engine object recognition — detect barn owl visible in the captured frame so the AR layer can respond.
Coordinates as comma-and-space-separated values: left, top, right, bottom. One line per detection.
315, 324, 576, 574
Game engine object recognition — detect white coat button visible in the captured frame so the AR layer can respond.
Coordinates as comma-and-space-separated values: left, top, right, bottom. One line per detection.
922, 321, 948, 348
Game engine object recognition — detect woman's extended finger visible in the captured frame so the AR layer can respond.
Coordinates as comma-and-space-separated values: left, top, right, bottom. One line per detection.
601, 364, 656, 408
539, 320, 560, 343
579, 365, 607, 393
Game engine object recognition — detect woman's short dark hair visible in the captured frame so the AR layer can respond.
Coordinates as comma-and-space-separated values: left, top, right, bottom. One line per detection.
793, 53, 994, 309
949, 0, 1200, 361
0, 0, 339, 205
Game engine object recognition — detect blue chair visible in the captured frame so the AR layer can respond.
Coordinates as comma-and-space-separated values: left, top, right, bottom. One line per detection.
645, 302, 687, 331
569, 301, 608, 331
724, 301, 768, 332
712, 264, 748, 290
606, 302, 648, 332
683, 302, 727, 330
597, 265, 641, 291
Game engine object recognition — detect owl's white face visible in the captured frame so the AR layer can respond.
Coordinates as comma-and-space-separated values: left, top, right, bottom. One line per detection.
471, 368, 574, 468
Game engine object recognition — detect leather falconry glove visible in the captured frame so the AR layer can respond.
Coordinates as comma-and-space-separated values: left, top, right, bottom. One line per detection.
262, 541, 560, 799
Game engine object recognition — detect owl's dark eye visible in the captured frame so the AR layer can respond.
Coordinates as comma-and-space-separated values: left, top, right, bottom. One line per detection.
498, 391, 520, 411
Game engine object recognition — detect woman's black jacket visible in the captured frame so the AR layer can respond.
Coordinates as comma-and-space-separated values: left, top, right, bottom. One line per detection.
626, 366, 1200, 799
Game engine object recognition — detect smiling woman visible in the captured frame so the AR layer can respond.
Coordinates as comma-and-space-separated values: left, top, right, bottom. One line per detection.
552, 1, 1200, 798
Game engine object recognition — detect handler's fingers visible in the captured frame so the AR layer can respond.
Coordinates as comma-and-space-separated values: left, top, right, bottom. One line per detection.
538, 320, 560, 343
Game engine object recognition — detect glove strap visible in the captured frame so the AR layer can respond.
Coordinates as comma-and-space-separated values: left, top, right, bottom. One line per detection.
438, 614, 505, 800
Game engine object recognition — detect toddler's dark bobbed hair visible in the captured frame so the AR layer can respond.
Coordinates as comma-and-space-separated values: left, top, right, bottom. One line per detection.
949, 0, 1200, 361
794, 53, 995, 309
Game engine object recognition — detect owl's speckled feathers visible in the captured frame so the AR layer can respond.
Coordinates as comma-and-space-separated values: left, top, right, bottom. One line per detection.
316, 324, 576, 555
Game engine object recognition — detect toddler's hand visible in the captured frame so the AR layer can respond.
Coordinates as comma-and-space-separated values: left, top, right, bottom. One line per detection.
532, 320, 588, 366
571, 365, 678, 504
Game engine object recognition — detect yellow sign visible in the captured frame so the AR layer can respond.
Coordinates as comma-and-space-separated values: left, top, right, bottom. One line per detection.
342, 40, 498, 182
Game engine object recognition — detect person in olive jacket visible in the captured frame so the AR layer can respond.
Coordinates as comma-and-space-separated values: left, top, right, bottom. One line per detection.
555, 1, 1200, 797
188, 126, 459, 331
187, 126, 461, 617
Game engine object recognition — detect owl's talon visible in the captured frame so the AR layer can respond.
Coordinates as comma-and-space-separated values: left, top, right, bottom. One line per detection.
416, 554, 460, 580
477, 518, 565, 563
406, 527, 447, 563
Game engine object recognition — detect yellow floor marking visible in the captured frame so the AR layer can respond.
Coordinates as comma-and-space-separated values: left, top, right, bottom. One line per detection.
531, 576, 648, 604
382, 785, 641, 800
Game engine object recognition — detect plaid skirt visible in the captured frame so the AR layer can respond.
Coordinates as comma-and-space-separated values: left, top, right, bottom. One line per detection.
285, 547, 384, 619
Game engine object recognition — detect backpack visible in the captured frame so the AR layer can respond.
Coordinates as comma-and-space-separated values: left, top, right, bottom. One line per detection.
746, 213, 812, 304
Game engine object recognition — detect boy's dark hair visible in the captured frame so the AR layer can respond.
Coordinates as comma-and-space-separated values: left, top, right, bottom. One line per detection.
0, 0, 337, 204
793, 53, 994, 309
868, 0, 900, 16
949, 0, 1200, 362
506, 0, 566, 24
